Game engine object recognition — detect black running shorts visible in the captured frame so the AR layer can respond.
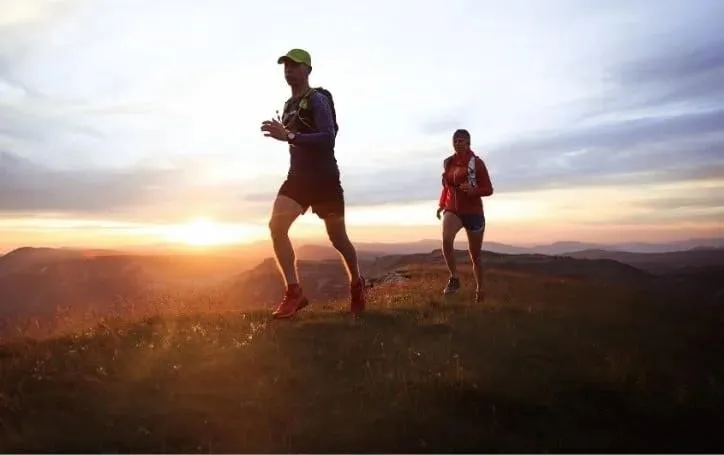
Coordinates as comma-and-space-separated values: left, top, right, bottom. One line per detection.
277, 177, 345, 219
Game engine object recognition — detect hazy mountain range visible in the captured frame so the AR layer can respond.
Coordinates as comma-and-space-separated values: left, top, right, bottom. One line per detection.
299, 236, 724, 257
1, 237, 723, 343
3, 236, 723, 258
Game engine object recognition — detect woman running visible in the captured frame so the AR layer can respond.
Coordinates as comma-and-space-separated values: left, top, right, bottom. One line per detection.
436, 128, 494, 302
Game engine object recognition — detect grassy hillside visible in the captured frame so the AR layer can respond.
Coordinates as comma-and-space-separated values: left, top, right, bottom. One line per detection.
1, 263, 723, 452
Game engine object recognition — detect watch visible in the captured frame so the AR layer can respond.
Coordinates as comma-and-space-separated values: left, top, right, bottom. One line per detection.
286, 132, 296, 143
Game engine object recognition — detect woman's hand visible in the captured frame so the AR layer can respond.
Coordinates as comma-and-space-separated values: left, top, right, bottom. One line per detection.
458, 182, 471, 194
436, 207, 444, 219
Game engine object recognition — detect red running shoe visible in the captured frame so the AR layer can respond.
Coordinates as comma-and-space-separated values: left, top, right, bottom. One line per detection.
272, 285, 309, 319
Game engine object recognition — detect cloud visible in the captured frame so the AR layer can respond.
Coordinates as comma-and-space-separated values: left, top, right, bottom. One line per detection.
0, 150, 174, 211
486, 111, 724, 193
496, 109, 724, 156
419, 118, 463, 136
1, 0, 723, 227
584, 36, 724, 120
0, 150, 271, 222
474, 35, 724, 196
389, 31, 724, 210
634, 194, 724, 212
592, 207, 724, 226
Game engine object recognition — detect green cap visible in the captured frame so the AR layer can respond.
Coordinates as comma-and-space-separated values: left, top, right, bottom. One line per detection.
277, 48, 312, 67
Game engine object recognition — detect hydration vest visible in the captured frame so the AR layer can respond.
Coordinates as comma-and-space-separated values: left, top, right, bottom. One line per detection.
442, 153, 478, 190
281, 87, 339, 135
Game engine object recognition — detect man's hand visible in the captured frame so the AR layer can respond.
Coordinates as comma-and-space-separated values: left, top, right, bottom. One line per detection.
260, 119, 288, 141
436, 207, 444, 220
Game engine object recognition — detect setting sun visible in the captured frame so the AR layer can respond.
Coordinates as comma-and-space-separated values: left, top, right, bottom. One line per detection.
163, 218, 249, 246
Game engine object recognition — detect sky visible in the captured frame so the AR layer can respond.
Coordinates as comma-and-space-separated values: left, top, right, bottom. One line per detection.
1, 0, 723, 251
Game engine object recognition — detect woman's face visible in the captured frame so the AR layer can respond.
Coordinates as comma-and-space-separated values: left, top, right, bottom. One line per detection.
453, 134, 470, 153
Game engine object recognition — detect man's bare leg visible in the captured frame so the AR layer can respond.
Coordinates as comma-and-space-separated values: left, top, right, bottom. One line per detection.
324, 214, 361, 283
324, 213, 366, 313
268, 195, 303, 286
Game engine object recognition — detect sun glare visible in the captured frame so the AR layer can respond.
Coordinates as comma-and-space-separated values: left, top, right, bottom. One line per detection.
163, 218, 248, 246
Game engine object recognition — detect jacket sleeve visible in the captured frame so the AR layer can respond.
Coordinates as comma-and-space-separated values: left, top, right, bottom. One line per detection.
439, 158, 451, 208
470, 157, 493, 197
438, 185, 448, 209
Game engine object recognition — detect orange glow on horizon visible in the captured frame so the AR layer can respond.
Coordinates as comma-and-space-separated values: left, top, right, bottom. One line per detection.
160, 217, 258, 247
1, 173, 723, 253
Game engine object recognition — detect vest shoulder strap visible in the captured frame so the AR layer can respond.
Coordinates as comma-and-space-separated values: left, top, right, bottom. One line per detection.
467, 154, 478, 188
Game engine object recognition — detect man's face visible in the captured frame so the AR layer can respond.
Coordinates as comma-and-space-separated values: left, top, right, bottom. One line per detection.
283, 60, 309, 86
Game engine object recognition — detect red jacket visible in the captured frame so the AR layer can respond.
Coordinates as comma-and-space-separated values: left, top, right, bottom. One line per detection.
438, 150, 493, 214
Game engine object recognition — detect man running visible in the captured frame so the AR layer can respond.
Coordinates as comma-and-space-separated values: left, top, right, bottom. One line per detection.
260, 48, 366, 319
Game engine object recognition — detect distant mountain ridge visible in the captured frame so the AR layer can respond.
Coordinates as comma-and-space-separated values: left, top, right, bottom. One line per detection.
563, 248, 724, 273
282, 237, 724, 257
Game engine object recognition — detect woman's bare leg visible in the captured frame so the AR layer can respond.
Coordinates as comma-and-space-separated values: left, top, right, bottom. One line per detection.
442, 211, 463, 294
465, 226, 485, 302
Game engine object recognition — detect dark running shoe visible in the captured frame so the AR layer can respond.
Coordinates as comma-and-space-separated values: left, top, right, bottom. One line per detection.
443, 276, 460, 295
350, 276, 366, 314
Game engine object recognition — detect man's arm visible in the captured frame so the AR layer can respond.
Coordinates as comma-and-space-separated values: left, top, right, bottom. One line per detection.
290, 91, 335, 149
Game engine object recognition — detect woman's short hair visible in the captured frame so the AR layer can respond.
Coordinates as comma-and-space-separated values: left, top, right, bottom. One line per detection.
453, 129, 471, 140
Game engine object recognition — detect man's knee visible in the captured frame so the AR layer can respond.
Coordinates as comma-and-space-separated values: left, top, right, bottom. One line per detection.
268, 215, 292, 240
324, 215, 351, 251
269, 195, 304, 239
